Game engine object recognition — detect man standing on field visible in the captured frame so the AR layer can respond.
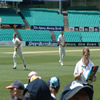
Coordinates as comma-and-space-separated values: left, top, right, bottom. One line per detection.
58, 31, 65, 66
12, 33, 26, 69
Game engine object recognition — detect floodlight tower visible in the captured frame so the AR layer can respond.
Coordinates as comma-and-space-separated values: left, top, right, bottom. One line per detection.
59, 0, 62, 14
0, 18, 1, 29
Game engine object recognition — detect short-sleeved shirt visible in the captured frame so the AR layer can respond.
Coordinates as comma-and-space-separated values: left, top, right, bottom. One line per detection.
73, 58, 94, 85
57, 34, 65, 48
12, 38, 21, 49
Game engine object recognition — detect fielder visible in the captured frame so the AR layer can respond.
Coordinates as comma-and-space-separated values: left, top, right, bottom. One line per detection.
12, 33, 26, 69
58, 31, 65, 66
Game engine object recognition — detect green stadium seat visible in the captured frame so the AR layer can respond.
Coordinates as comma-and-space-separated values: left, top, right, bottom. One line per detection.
68, 10, 99, 27
18, 29, 52, 42
0, 29, 15, 41
21, 8, 64, 27
0, 8, 25, 26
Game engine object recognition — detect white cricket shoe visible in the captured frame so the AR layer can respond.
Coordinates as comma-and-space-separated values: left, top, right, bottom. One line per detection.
59, 60, 61, 63
60, 62, 64, 66
59, 60, 64, 66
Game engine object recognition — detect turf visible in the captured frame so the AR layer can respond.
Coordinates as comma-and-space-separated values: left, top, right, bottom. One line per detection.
0, 46, 100, 100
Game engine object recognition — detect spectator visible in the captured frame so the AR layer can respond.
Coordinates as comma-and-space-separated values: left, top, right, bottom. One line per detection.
58, 31, 66, 66
24, 71, 41, 88
73, 47, 96, 100
23, 78, 51, 100
6, 80, 24, 100
28, 71, 41, 82
59, 81, 93, 100
48, 76, 60, 100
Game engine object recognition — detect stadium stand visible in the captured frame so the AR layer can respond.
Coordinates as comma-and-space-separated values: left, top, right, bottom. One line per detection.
0, 8, 25, 27
20, 8, 64, 27
0, 6, 100, 43
54, 31, 81, 42
54, 31, 100, 42
81, 32, 100, 42
68, 10, 99, 27
1, 28, 99, 43
17, 29, 52, 42
0, 29, 15, 41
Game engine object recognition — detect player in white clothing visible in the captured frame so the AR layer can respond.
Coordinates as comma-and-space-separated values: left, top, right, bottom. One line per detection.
73, 47, 96, 100
57, 31, 65, 66
12, 33, 26, 69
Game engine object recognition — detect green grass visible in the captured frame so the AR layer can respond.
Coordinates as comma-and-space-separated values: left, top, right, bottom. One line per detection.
0, 46, 100, 100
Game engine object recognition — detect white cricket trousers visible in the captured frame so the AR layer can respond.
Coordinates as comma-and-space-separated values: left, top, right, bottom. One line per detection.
13, 48, 26, 68
59, 47, 65, 62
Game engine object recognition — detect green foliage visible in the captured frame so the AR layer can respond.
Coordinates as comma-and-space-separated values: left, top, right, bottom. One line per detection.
0, 46, 100, 100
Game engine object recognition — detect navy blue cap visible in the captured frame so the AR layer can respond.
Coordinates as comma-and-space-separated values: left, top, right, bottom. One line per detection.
6, 80, 24, 90
23, 78, 51, 100
59, 81, 93, 100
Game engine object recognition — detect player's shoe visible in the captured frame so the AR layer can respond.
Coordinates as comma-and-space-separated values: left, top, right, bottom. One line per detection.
60, 62, 64, 66
13, 67, 16, 69
59, 60, 64, 66
59, 60, 61, 63
24, 65, 26, 70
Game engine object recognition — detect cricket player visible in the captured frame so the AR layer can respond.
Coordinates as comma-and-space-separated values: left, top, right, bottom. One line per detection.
12, 33, 26, 69
58, 31, 65, 66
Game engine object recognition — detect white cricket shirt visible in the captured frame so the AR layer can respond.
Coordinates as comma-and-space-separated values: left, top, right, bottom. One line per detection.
73, 58, 94, 85
12, 38, 21, 49
58, 34, 65, 48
